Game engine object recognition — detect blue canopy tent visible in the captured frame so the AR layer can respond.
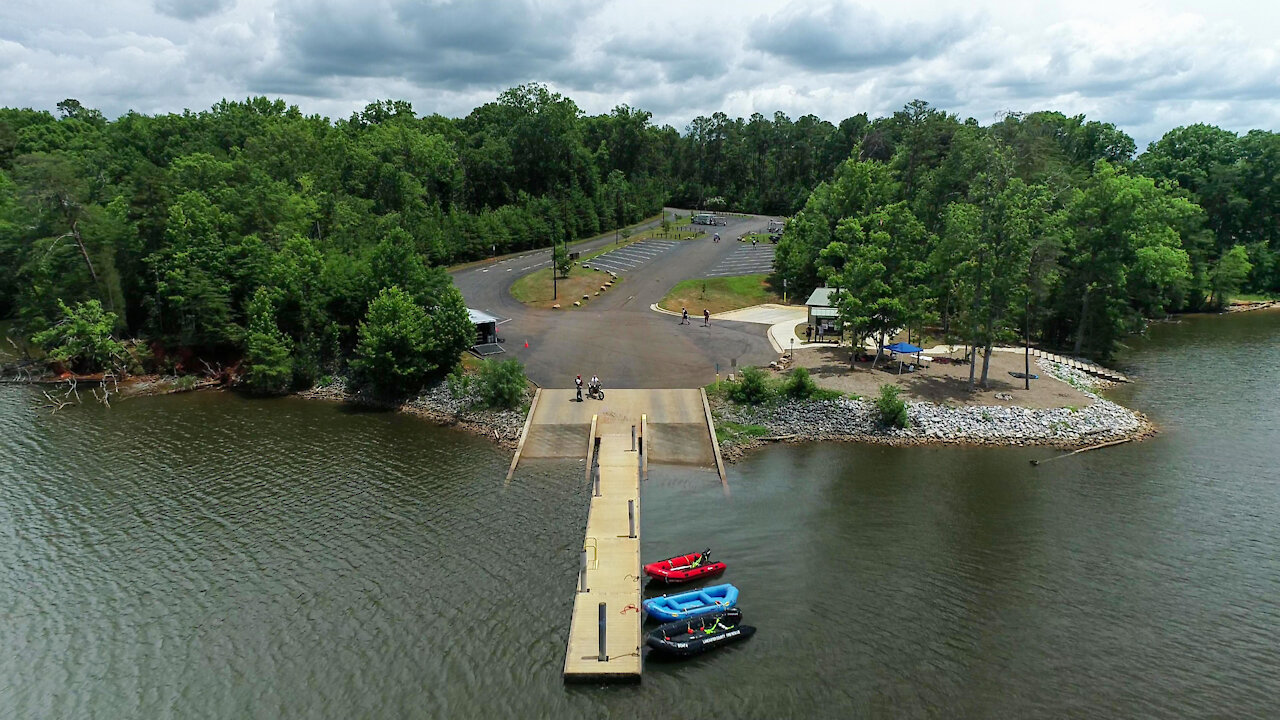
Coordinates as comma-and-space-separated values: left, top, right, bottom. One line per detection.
883, 342, 923, 354
881, 341, 925, 374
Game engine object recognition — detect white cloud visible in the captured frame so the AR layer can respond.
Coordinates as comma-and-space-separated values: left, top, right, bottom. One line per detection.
0, 0, 1275, 148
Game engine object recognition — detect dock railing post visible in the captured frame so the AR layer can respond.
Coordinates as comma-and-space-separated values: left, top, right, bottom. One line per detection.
628, 499, 636, 538
593, 465, 600, 497
579, 549, 588, 593
598, 602, 608, 662
631, 424, 636, 451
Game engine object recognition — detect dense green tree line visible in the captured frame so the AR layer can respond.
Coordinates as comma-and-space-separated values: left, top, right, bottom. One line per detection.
0, 85, 671, 393
2, 87, 1275, 386
775, 103, 1278, 367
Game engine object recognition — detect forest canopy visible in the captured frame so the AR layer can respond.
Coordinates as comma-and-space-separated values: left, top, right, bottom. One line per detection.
1, 86, 1275, 388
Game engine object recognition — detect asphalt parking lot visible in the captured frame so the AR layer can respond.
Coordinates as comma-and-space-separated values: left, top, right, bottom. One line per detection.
452, 209, 783, 387
705, 242, 775, 277
584, 240, 681, 275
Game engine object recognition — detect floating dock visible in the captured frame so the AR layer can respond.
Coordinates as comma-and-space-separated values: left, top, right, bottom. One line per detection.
562, 415, 644, 681
506, 389, 721, 683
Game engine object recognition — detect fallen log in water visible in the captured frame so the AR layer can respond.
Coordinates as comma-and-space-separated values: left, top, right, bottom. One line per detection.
1030, 437, 1132, 466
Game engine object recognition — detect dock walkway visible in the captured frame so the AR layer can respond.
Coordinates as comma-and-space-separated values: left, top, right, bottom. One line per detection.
562, 419, 644, 681
506, 388, 722, 683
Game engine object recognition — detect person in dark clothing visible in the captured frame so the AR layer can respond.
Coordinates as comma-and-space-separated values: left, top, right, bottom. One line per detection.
805, 325, 812, 342
681, 307, 689, 325
703, 309, 710, 327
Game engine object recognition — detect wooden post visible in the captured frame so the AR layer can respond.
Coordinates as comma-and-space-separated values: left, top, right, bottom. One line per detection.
627, 499, 636, 538
579, 549, 588, 592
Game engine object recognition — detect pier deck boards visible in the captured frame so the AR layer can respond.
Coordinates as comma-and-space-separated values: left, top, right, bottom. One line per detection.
506, 388, 721, 682
563, 426, 643, 681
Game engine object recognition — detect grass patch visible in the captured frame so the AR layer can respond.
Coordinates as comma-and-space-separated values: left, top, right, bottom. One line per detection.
715, 420, 771, 444
659, 273, 781, 315
510, 265, 617, 308
1230, 293, 1278, 303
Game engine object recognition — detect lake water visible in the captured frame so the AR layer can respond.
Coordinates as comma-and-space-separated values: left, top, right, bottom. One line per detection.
2, 311, 1278, 718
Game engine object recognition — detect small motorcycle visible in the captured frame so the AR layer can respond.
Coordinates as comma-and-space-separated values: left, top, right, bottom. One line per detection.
588, 384, 605, 400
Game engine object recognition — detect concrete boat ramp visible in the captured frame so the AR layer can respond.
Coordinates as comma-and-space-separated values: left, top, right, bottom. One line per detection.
507, 388, 725, 682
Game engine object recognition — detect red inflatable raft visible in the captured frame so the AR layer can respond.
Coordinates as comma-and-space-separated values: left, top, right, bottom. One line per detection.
644, 549, 727, 584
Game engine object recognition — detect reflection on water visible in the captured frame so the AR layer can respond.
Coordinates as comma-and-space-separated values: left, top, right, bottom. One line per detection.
2, 311, 1279, 717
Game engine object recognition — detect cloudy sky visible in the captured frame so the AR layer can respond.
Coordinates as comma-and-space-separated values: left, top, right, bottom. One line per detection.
2, 0, 1277, 148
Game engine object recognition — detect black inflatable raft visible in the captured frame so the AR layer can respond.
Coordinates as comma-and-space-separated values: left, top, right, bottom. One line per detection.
644, 608, 755, 657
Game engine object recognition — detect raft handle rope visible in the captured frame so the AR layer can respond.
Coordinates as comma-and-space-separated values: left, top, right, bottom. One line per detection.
620, 604, 640, 614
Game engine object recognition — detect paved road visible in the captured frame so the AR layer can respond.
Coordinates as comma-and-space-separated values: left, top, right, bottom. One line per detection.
452, 209, 784, 388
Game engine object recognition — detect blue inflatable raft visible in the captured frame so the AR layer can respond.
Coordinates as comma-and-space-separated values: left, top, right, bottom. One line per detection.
643, 583, 739, 622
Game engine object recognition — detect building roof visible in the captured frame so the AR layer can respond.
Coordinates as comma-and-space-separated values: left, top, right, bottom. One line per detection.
810, 307, 840, 319
467, 308, 501, 325
805, 287, 840, 307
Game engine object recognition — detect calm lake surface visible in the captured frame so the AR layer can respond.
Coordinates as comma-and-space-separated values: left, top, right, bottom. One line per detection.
2, 311, 1278, 718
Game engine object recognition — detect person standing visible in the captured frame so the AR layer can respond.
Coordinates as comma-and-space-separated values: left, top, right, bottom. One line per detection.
805, 325, 812, 343
703, 308, 710, 327
681, 307, 689, 325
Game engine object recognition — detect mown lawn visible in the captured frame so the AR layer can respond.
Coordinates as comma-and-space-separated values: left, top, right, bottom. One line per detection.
510, 265, 618, 308
658, 274, 781, 315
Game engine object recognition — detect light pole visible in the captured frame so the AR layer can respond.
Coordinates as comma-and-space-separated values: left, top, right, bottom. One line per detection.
790, 337, 795, 359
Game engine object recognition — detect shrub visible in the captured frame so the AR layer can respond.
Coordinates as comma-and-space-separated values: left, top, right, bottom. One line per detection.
477, 358, 527, 409
446, 365, 473, 399
553, 244, 572, 278
875, 384, 910, 428
31, 299, 126, 375
728, 366, 773, 405
782, 367, 818, 399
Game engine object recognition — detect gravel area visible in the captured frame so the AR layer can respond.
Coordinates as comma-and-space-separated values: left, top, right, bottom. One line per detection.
714, 358, 1153, 461
298, 377, 530, 448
